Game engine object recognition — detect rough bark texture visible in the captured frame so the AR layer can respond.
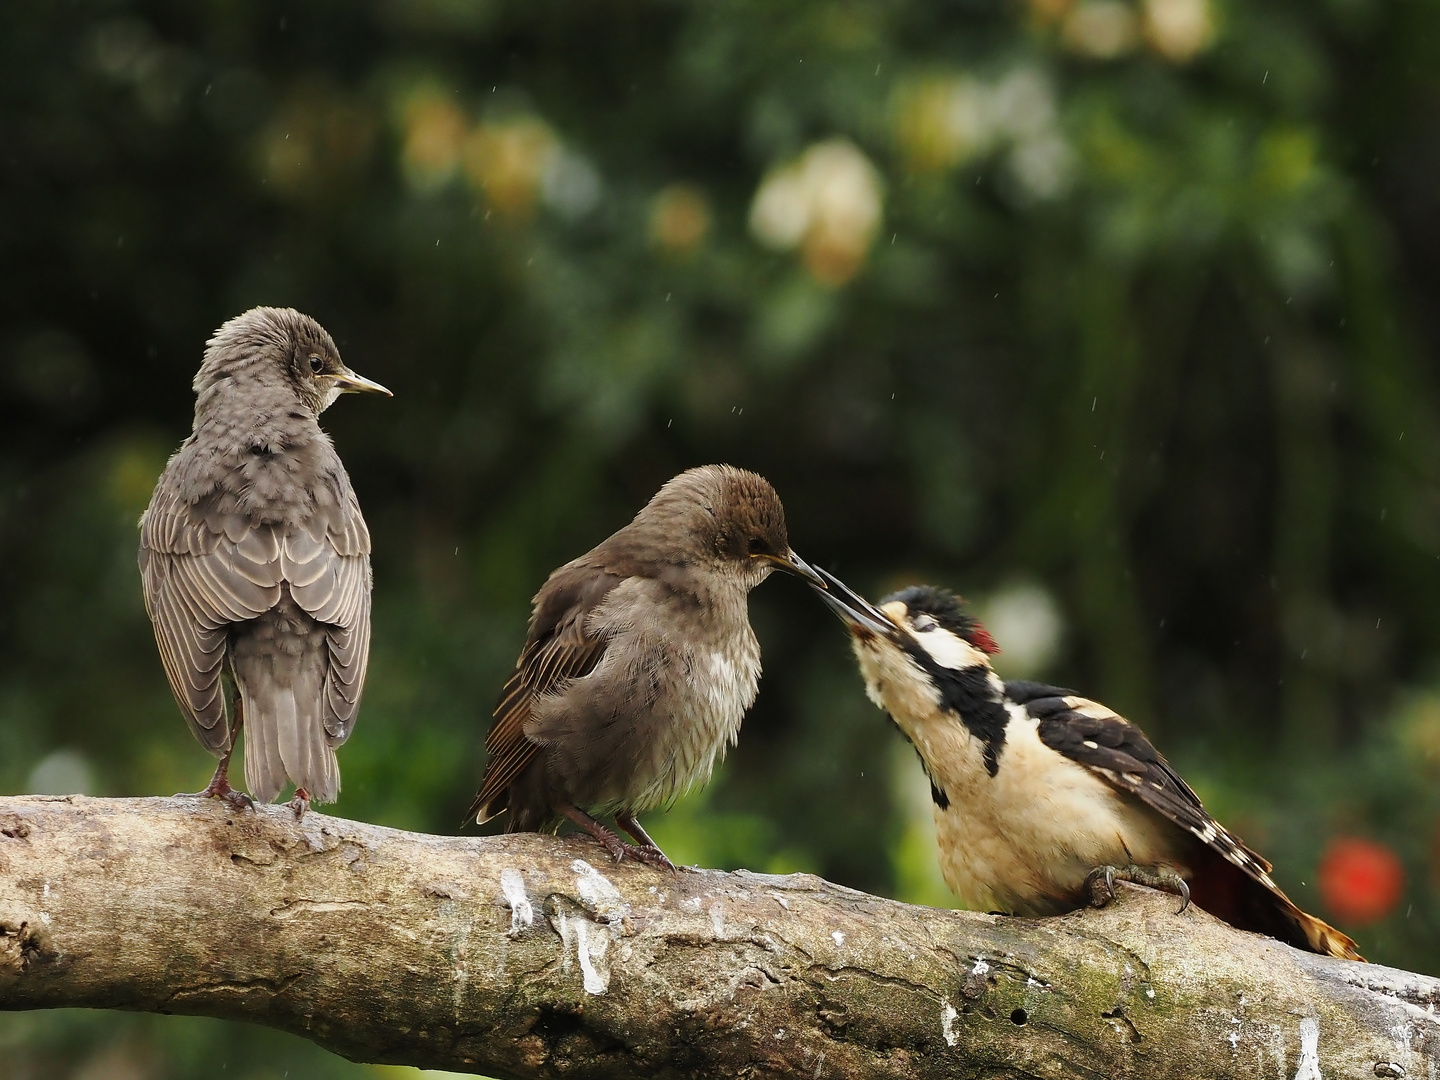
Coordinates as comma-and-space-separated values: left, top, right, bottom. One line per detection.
0, 795, 1436, 1078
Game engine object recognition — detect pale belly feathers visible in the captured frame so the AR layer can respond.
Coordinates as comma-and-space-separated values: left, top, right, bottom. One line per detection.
625, 626, 761, 814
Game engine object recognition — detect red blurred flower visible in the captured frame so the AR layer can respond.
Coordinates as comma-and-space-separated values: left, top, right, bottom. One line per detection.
1318, 837, 1404, 925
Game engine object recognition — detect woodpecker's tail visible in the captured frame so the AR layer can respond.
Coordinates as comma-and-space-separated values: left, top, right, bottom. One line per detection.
1190, 848, 1364, 961
1286, 903, 1364, 961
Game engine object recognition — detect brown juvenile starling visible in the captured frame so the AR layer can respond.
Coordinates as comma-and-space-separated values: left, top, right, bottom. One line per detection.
810, 566, 1363, 960
469, 464, 824, 868
139, 307, 390, 812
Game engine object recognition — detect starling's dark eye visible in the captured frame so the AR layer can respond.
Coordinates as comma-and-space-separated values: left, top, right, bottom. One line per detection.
747, 536, 766, 556
308, 355, 324, 374
911, 614, 938, 633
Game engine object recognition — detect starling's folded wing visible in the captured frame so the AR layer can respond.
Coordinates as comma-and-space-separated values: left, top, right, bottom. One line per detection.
138, 483, 283, 752
468, 565, 621, 824
283, 475, 373, 746
1017, 688, 1363, 961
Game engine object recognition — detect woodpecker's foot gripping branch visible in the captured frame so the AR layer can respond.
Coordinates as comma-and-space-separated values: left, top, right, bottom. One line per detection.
287, 788, 312, 819
1087, 863, 1192, 915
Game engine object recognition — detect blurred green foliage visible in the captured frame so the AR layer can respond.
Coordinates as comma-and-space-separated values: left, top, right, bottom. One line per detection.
4, 0, 1440, 1074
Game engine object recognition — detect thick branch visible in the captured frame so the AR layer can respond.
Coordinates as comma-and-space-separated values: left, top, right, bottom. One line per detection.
0, 796, 1434, 1078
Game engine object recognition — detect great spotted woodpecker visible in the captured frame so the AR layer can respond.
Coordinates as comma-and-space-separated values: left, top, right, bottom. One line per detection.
812, 566, 1363, 961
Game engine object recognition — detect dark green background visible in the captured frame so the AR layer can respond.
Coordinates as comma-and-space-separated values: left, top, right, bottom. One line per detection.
4, 0, 1440, 1075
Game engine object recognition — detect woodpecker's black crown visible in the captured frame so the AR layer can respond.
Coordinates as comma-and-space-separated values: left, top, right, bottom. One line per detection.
882, 584, 1000, 654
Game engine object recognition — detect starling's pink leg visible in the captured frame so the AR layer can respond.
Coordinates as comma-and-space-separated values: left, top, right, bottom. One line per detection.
615, 811, 679, 871
559, 803, 674, 870
177, 697, 253, 811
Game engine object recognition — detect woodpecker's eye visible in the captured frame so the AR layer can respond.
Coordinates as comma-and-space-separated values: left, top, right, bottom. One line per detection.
747, 536, 766, 556
308, 355, 324, 374
911, 614, 938, 633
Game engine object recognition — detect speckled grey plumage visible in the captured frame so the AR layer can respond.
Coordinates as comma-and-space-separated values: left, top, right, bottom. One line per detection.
471, 465, 820, 864
138, 307, 383, 804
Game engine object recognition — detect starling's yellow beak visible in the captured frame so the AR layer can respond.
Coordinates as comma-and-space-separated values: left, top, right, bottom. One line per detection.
810, 565, 906, 643
761, 549, 827, 589
331, 367, 393, 396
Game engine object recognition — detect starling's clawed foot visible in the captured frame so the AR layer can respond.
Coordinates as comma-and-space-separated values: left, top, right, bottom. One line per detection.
614, 812, 678, 871
287, 788, 311, 819
625, 842, 677, 871
177, 756, 254, 811
1086, 863, 1191, 915
561, 804, 677, 871
584, 825, 670, 869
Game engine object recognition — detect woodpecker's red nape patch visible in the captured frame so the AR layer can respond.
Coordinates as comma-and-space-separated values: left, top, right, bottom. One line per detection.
966, 621, 1000, 655
883, 585, 1001, 655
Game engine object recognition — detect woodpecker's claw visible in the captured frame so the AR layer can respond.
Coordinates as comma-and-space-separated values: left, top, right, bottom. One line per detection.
287, 788, 311, 819
1173, 875, 1191, 915
1086, 864, 1191, 915
1087, 864, 1118, 907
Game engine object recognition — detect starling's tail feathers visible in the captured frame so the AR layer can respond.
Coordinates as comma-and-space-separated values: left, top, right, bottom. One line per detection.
468, 794, 503, 825
240, 678, 287, 803
239, 676, 340, 805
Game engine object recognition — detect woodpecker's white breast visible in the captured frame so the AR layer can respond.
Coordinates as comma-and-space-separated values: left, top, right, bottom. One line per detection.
850, 632, 1186, 916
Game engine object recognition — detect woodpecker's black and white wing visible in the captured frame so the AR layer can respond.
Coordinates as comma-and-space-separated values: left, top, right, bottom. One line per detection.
1006, 682, 1242, 861
1007, 681, 1362, 960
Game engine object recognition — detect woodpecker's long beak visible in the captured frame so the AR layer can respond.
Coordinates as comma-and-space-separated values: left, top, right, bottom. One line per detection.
810, 565, 906, 642
761, 549, 828, 589
331, 367, 393, 396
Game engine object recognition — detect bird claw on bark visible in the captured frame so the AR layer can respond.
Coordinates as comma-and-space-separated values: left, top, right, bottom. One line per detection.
176, 770, 254, 812
1086, 863, 1191, 915
589, 832, 676, 871
575, 817, 677, 871
287, 788, 311, 819
626, 843, 678, 872
611, 813, 679, 871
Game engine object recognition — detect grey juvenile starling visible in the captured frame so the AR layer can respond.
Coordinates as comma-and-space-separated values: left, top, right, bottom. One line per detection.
469, 465, 824, 868
139, 307, 390, 812
810, 566, 1363, 960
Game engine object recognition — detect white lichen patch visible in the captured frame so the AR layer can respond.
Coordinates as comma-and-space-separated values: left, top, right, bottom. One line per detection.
971, 959, 990, 977
1294, 1017, 1321, 1080
499, 868, 533, 936
832, 930, 846, 947
941, 999, 959, 1047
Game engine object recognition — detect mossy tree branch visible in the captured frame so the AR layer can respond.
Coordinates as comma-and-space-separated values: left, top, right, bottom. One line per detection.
0, 795, 1434, 1078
